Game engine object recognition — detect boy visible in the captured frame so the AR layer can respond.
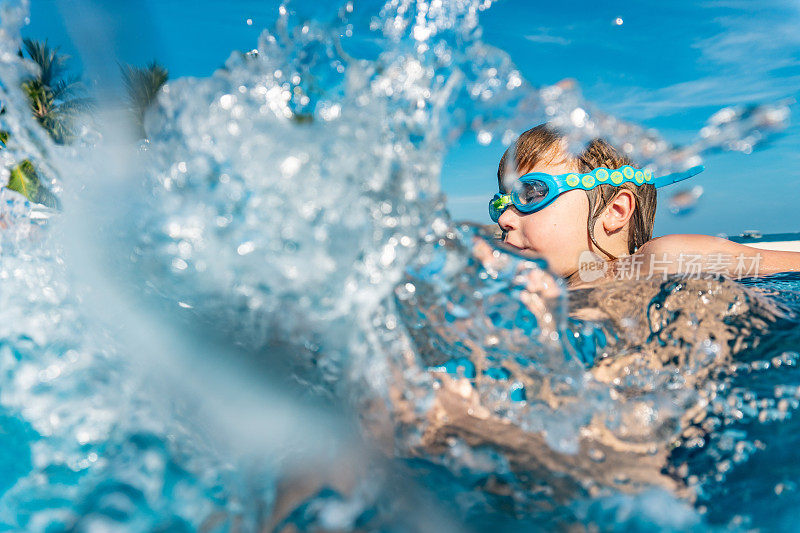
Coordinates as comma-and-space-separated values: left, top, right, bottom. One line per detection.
490, 124, 800, 285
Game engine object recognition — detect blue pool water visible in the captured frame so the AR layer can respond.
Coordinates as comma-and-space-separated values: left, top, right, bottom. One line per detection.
1, 0, 799, 531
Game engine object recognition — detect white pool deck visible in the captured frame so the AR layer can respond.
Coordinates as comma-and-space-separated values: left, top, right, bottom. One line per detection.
739, 241, 800, 252
728, 232, 800, 253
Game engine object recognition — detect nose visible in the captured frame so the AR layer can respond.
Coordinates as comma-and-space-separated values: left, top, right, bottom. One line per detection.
497, 206, 519, 233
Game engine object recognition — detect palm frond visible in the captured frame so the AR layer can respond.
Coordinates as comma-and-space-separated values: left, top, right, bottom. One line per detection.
120, 61, 168, 138
18, 39, 92, 144
22, 38, 68, 87
54, 96, 94, 115
6, 159, 61, 208
7, 160, 39, 201
49, 75, 82, 100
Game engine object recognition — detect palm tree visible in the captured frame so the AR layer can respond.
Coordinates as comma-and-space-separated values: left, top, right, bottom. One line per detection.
19, 38, 92, 144
1, 39, 89, 207
120, 61, 168, 138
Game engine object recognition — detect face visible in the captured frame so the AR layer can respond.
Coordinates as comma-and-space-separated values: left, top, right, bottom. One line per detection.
497, 158, 593, 278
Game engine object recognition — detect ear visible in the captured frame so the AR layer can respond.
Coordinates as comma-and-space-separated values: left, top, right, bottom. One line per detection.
601, 189, 636, 233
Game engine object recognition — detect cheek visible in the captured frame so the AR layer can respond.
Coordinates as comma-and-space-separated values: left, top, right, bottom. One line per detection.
518, 218, 570, 263
521, 195, 587, 245
554, 192, 590, 238
519, 212, 560, 247
527, 202, 586, 237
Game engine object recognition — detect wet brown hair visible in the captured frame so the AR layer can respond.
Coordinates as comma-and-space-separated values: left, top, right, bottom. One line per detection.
497, 124, 657, 259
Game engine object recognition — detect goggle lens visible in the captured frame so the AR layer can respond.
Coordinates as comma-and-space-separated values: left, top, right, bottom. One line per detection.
489, 178, 553, 222
489, 194, 509, 223
517, 179, 549, 206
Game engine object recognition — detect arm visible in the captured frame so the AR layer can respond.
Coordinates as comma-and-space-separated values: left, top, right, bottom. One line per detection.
637, 234, 800, 277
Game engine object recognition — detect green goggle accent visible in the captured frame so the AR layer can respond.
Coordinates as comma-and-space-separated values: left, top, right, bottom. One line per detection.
490, 194, 512, 212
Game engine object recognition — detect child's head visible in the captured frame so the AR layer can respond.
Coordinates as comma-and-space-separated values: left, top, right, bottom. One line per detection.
495, 124, 656, 278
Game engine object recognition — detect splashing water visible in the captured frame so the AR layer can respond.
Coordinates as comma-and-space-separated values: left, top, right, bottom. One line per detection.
1, 0, 799, 530
668, 185, 704, 216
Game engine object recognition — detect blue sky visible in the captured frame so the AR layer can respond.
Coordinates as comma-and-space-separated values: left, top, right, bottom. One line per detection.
24, 0, 800, 236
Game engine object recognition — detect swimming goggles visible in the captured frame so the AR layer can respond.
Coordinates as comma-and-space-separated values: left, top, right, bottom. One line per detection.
489, 164, 704, 222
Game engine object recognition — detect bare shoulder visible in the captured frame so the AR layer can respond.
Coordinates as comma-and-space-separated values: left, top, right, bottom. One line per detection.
636, 233, 800, 276
637, 234, 732, 256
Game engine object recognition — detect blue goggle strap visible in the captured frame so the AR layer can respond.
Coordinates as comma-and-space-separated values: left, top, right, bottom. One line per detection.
491, 164, 705, 220
651, 165, 705, 188
517, 164, 706, 191
519, 165, 652, 191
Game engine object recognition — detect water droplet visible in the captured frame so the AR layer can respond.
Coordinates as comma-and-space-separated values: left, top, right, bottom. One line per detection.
237, 241, 255, 255
477, 130, 493, 145
668, 185, 703, 216
588, 448, 606, 462
570, 107, 587, 127
171, 258, 188, 272
219, 94, 235, 110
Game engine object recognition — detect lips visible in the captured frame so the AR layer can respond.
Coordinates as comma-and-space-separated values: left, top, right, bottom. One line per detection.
502, 235, 526, 251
